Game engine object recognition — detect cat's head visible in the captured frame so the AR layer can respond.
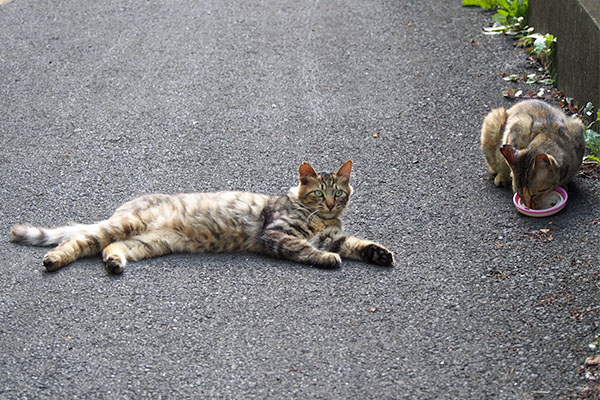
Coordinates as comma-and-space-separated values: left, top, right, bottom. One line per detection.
293, 160, 354, 219
500, 145, 559, 209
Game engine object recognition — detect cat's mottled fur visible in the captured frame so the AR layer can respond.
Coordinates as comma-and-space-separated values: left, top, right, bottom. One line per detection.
480, 100, 585, 209
10, 160, 393, 274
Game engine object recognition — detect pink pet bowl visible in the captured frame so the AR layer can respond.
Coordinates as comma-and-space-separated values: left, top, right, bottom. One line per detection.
513, 186, 568, 217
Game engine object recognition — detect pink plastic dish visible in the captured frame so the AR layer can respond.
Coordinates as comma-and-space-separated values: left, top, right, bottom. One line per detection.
513, 186, 568, 217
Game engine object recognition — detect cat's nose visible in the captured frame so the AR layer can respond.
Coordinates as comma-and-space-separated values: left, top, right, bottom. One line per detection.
326, 202, 335, 210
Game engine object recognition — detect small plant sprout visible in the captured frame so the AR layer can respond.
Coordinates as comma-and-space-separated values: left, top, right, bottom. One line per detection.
583, 108, 600, 163
559, 100, 600, 162
589, 333, 599, 350
462, 0, 529, 35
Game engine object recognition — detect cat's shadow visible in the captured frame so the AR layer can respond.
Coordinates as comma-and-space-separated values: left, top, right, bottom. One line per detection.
564, 180, 586, 205
39, 255, 127, 280
37, 251, 396, 278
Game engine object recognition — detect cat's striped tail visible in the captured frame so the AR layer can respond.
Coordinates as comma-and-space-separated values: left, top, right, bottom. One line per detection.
10, 223, 99, 246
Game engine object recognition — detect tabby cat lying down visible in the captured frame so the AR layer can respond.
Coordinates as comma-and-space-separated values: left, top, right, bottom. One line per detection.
480, 100, 585, 209
10, 160, 394, 274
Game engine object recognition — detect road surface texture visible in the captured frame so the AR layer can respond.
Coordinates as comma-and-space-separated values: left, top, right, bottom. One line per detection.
1, 0, 599, 398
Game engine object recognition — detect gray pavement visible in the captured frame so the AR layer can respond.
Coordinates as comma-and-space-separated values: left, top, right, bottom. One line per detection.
1, 1, 599, 398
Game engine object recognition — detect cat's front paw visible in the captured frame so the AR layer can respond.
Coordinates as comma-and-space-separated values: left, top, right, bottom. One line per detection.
104, 254, 125, 275
493, 173, 511, 188
312, 252, 342, 269
361, 244, 394, 266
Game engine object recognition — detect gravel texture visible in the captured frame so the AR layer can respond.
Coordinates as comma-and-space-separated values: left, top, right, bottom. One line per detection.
1, 0, 599, 398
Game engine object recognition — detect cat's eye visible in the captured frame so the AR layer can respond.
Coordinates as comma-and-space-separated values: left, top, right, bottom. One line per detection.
314, 190, 324, 197
334, 190, 344, 197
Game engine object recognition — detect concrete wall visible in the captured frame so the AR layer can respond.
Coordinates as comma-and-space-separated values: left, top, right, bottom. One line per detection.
529, 0, 600, 109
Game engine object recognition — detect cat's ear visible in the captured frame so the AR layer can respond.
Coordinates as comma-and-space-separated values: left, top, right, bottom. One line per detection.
299, 162, 318, 184
534, 154, 559, 177
335, 160, 353, 182
499, 145, 520, 166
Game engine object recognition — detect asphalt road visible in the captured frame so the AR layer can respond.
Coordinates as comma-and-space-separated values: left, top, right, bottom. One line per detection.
1, 0, 599, 398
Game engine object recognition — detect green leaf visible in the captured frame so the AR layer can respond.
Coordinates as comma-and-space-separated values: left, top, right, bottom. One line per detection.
584, 128, 600, 143
483, 25, 508, 34
585, 154, 600, 163
583, 102, 594, 117
462, 0, 498, 8
585, 127, 600, 158
517, 0, 529, 20
492, 11, 509, 26
532, 36, 548, 55
509, 0, 527, 18
496, 0, 511, 10
525, 74, 538, 84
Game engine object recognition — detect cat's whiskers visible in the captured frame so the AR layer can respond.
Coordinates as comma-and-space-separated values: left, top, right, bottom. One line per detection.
305, 209, 319, 225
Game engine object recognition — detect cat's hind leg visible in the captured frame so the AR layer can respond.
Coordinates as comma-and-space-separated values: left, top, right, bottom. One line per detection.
11, 223, 105, 271
480, 107, 513, 187
101, 229, 186, 274
43, 235, 103, 271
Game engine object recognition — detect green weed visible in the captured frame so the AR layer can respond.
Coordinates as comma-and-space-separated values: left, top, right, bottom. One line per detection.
561, 99, 600, 162
464, 0, 599, 163
462, 0, 528, 34
518, 32, 555, 57
516, 32, 556, 86
584, 108, 600, 162
590, 332, 600, 351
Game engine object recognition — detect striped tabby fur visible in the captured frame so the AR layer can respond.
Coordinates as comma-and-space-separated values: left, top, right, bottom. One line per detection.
10, 160, 393, 274
480, 100, 585, 209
